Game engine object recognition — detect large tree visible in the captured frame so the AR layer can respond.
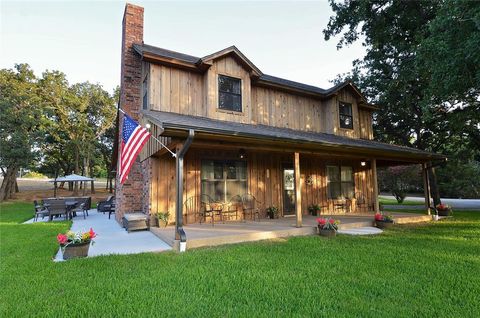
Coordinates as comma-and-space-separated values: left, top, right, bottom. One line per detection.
0, 64, 45, 201
324, 0, 480, 198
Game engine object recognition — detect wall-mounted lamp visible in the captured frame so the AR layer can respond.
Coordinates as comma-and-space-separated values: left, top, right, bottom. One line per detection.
145, 123, 151, 129
360, 161, 367, 167
266, 169, 270, 179
239, 148, 246, 159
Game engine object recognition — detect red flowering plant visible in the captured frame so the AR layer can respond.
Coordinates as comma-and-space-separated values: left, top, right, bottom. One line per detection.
316, 217, 340, 231
436, 203, 450, 211
374, 212, 394, 223
57, 228, 96, 248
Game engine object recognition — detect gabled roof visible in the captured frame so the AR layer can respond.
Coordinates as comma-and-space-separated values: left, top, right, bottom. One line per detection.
133, 43, 374, 105
198, 46, 262, 76
142, 110, 445, 162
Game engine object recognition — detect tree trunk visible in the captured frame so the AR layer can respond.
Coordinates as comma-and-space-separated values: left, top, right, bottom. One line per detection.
73, 145, 80, 195
14, 179, 19, 193
429, 166, 441, 206
0, 165, 19, 202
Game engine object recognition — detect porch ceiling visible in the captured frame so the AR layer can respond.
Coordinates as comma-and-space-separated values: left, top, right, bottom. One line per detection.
142, 110, 446, 164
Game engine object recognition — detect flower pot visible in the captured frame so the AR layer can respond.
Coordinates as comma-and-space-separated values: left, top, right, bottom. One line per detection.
158, 219, 168, 228
318, 227, 336, 237
375, 220, 394, 229
437, 209, 450, 216
61, 241, 90, 260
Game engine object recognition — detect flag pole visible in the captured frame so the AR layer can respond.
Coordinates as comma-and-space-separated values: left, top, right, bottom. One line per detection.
118, 108, 176, 158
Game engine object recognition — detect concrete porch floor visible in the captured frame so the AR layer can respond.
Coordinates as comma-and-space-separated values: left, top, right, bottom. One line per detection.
151, 212, 431, 250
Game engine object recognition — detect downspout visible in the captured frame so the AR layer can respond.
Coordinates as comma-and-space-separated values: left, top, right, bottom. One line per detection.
175, 129, 194, 252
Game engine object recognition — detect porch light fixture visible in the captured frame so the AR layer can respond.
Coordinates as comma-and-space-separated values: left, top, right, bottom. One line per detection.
360, 161, 367, 167
145, 123, 151, 129
239, 148, 246, 159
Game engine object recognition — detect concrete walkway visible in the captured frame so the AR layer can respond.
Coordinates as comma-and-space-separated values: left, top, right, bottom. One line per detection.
25, 210, 172, 261
338, 227, 383, 235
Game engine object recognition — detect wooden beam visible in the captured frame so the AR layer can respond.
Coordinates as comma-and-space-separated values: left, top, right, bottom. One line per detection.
422, 163, 431, 215
294, 152, 302, 228
371, 158, 380, 213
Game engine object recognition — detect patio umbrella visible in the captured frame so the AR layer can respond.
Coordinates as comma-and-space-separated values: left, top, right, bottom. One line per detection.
49, 174, 95, 197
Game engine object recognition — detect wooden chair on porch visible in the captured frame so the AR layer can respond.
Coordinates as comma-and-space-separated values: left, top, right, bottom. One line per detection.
355, 192, 372, 212
241, 194, 261, 222
222, 195, 242, 221
185, 195, 223, 226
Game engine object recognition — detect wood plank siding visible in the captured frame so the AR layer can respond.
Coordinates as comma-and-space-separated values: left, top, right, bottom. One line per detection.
150, 148, 375, 224
146, 57, 374, 140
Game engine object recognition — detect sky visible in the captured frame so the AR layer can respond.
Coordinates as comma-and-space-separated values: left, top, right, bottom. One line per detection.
0, 1, 365, 93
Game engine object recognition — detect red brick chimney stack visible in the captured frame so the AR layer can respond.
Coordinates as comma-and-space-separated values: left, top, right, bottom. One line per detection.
116, 3, 147, 222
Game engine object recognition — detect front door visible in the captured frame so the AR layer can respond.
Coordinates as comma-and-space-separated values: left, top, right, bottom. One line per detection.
282, 165, 296, 215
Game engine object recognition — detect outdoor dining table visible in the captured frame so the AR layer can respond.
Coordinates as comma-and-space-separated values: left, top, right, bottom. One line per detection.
65, 200, 78, 220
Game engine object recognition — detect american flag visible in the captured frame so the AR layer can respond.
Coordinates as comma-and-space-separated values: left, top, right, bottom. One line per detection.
119, 113, 151, 184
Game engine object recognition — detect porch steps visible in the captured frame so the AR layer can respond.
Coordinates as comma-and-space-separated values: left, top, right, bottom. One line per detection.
151, 226, 317, 250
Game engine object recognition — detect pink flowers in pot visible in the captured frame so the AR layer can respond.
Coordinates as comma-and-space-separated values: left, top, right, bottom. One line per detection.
316, 217, 340, 231
375, 212, 394, 223
436, 203, 450, 211
57, 228, 97, 247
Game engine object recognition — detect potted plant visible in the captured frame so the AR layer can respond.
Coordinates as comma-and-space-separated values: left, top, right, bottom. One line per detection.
156, 211, 170, 228
308, 204, 321, 216
436, 203, 451, 216
57, 228, 96, 260
266, 206, 279, 219
374, 212, 394, 229
316, 217, 340, 237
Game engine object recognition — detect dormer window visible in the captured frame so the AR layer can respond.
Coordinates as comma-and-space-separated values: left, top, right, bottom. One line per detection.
339, 102, 353, 129
218, 75, 242, 112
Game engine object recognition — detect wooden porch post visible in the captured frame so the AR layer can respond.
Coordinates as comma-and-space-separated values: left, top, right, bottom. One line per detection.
294, 152, 302, 228
422, 163, 431, 215
371, 159, 380, 213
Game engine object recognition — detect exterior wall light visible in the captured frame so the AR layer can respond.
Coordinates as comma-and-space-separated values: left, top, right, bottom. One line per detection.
239, 148, 246, 159
360, 161, 367, 167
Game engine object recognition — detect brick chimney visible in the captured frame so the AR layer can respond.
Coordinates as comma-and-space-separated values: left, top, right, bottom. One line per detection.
115, 3, 148, 222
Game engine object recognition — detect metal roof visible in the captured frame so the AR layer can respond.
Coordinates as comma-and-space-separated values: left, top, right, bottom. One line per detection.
132, 43, 363, 99
142, 110, 445, 161
49, 174, 95, 182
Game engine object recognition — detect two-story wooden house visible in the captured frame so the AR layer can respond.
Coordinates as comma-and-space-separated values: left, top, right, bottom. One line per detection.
116, 4, 444, 243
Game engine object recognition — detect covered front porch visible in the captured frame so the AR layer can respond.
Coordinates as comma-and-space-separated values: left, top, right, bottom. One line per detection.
151, 213, 431, 249
142, 110, 445, 250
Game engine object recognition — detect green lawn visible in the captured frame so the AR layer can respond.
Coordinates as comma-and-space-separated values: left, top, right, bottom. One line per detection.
379, 196, 424, 206
1, 202, 479, 317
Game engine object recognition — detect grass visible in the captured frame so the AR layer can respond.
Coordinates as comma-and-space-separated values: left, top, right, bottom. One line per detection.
379, 196, 424, 206
1, 202, 480, 317
0, 201, 34, 223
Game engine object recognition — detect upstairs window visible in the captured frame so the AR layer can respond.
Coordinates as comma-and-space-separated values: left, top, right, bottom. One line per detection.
339, 102, 353, 129
218, 75, 242, 112
326, 165, 354, 199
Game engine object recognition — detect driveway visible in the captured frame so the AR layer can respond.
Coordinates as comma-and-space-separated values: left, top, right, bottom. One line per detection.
380, 194, 480, 210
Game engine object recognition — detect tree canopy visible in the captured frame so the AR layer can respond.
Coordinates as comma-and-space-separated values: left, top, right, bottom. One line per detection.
0, 64, 117, 201
324, 0, 480, 198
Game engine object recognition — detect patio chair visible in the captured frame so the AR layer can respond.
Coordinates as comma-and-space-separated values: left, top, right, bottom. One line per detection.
33, 200, 49, 222
98, 196, 114, 214
355, 192, 371, 212
46, 201, 68, 221
222, 195, 243, 221
184, 195, 223, 225
241, 194, 261, 222
108, 202, 116, 219
72, 198, 91, 220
